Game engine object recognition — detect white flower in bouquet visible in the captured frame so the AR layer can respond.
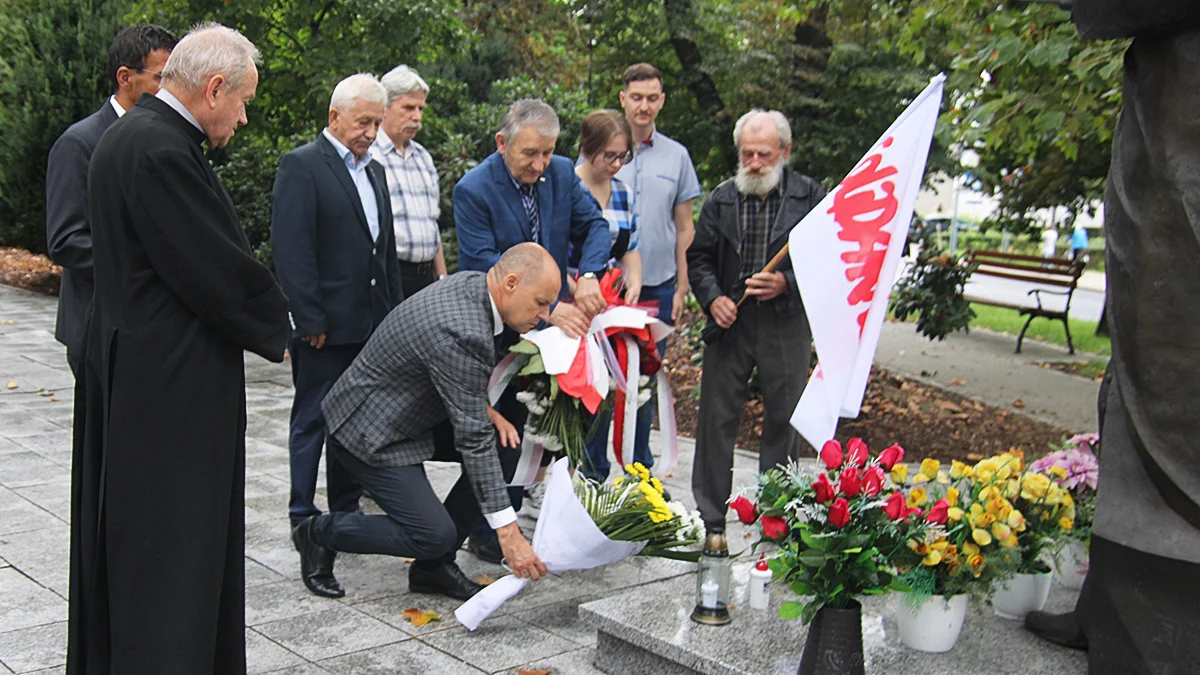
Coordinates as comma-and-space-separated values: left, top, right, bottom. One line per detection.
541, 433, 564, 452
638, 375, 651, 388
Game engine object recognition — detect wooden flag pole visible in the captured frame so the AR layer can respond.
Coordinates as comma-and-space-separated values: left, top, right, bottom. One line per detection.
736, 243, 791, 307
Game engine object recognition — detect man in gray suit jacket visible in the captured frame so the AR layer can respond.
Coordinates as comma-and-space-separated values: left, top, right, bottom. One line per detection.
45, 24, 178, 376
291, 243, 554, 600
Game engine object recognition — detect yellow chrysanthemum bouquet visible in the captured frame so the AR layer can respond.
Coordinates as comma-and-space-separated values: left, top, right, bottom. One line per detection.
891, 457, 1013, 604
575, 462, 705, 561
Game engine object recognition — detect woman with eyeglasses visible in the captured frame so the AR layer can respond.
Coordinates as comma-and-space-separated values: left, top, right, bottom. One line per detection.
568, 109, 645, 483
571, 109, 641, 305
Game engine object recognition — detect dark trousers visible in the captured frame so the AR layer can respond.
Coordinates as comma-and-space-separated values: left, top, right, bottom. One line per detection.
311, 428, 483, 567
692, 302, 811, 528
584, 280, 675, 480
287, 338, 364, 526
398, 260, 436, 300
468, 375, 529, 543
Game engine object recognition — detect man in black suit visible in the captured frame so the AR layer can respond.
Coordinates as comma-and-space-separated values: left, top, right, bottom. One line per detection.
45, 23, 178, 376
293, 243, 554, 601
271, 73, 403, 595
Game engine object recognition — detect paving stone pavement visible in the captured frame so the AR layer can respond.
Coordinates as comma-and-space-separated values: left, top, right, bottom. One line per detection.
0, 284, 1089, 673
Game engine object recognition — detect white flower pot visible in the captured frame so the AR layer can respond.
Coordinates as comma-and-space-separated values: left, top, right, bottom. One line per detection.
992, 572, 1053, 620
896, 594, 969, 653
1053, 541, 1089, 590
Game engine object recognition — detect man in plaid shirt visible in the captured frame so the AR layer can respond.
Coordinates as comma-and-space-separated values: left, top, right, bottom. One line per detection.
372, 65, 447, 296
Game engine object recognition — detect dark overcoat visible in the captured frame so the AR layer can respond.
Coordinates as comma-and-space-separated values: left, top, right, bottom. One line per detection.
67, 93, 290, 675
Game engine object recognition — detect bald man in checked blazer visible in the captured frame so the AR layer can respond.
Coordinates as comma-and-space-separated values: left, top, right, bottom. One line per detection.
291, 244, 556, 601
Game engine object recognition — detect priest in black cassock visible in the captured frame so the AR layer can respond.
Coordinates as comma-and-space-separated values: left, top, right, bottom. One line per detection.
69, 22, 290, 675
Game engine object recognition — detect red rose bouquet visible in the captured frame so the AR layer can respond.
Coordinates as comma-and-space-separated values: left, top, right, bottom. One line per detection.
738, 439, 911, 624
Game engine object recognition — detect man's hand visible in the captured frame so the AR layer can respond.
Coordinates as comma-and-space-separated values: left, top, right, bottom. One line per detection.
302, 333, 326, 349
744, 271, 788, 302
672, 282, 689, 323
550, 303, 590, 338
496, 522, 547, 580
709, 296, 738, 329
487, 404, 520, 449
573, 274, 606, 316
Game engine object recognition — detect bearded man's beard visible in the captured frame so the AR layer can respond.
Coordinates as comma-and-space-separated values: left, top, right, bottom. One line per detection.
734, 160, 783, 196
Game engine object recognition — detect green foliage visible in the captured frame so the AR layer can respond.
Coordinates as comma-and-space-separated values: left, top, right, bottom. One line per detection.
890, 233, 976, 340
0, 0, 131, 252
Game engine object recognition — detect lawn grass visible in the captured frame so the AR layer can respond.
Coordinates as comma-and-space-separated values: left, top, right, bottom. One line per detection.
969, 303, 1112, 356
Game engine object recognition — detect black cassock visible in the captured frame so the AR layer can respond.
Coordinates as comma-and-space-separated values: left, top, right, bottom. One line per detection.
67, 94, 290, 675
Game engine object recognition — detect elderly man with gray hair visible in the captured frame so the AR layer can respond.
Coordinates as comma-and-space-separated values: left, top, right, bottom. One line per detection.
73, 22, 290, 674
271, 72, 403, 598
370, 65, 447, 295
686, 109, 825, 535
452, 98, 611, 563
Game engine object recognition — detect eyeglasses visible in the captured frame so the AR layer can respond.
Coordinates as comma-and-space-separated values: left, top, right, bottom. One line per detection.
137, 69, 164, 82
601, 150, 634, 166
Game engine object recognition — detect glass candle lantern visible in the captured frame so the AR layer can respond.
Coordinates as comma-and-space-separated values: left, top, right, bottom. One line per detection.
690, 532, 732, 625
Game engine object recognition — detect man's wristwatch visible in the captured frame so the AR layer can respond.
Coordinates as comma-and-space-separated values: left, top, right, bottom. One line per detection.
580, 271, 598, 281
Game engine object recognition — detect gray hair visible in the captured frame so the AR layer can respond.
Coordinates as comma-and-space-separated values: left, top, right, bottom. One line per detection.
498, 99, 560, 142
161, 22, 260, 92
329, 73, 386, 112
380, 65, 429, 105
733, 109, 792, 149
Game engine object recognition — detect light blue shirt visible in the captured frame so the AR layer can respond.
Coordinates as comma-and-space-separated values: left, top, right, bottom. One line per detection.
323, 128, 380, 242
155, 89, 203, 133
614, 129, 701, 286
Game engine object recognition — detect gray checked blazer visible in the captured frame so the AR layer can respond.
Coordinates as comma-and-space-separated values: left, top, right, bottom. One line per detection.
322, 271, 510, 514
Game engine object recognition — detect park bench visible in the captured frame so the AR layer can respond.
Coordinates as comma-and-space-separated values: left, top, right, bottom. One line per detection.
962, 249, 1086, 354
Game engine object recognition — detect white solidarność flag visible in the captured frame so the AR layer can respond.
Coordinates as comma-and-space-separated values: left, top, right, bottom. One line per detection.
789, 74, 945, 449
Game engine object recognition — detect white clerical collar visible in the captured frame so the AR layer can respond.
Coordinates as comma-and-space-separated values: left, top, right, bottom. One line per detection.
486, 287, 504, 336
109, 96, 127, 118
155, 89, 204, 133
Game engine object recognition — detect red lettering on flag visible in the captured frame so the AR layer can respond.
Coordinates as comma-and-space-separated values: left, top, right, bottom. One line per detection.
827, 144, 900, 333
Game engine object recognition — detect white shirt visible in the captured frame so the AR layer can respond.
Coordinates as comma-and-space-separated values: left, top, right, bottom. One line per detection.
322, 129, 380, 242
109, 96, 127, 118
483, 285, 516, 529
154, 89, 203, 133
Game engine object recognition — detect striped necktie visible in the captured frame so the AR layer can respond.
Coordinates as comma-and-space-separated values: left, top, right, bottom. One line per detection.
520, 183, 540, 244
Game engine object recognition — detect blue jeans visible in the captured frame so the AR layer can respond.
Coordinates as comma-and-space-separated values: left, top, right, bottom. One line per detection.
582, 279, 675, 481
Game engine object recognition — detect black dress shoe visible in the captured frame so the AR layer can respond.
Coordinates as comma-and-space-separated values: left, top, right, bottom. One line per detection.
467, 532, 504, 565
409, 561, 486, 601
292, 516, 345, 598
1025, 610, 1088, 651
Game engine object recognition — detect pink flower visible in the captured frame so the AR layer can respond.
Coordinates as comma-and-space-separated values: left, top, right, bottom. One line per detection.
839, 467, 862, 498
729, 495, 758, 525
877, 443, 905, 471
761, 515, 789, 540
829, 498, 851, 529
820, 440, 844, 470
813, 473, 836, 504
847, 438, 869, 467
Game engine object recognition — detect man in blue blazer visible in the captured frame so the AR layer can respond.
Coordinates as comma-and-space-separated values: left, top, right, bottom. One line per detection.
271, 74, 403, 597
453, 98, 611, 562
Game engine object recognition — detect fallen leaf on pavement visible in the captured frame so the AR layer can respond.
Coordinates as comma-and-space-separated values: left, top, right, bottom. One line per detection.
49, 397, 59, 402
1011, 399, 1026, 409
518, 670, 550, 675
950, 378, 966, 386
401, 607, 441, 627
0, 319, 13, 325
473, 573, 496, 586
6, 380, 17, 389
